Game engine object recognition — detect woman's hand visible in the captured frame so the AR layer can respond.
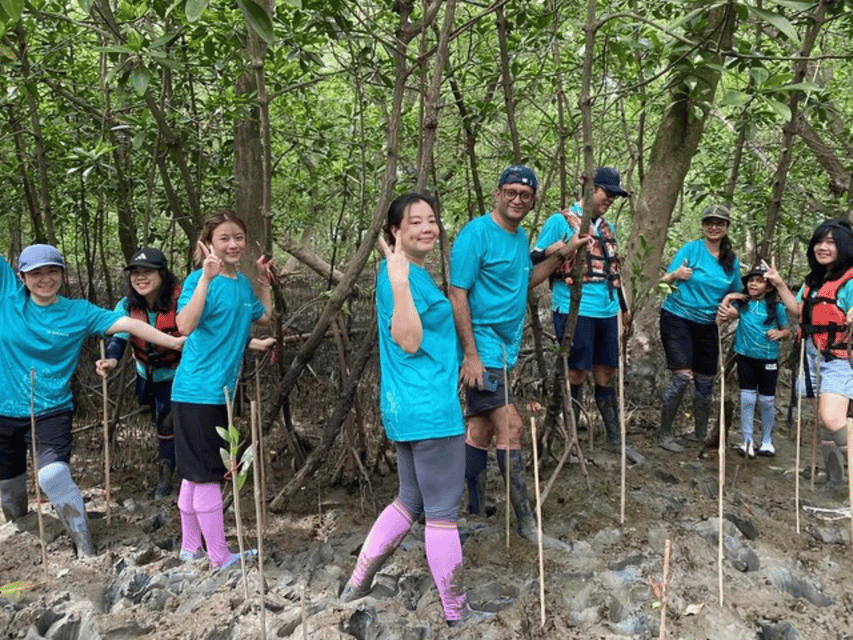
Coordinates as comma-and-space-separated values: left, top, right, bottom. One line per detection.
672, 259, 693, 281
95, 358, 117, 378
255, 242, 275, 287
171, 336, 186, 351
379, 233, 409, 288
766, 328, 787, 341
197, 241, 222, 281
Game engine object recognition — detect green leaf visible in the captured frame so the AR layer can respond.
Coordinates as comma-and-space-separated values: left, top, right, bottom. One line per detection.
236, 469, 248, 491
0, 0, 23, 24
77, 0, 93, 12
721, 90, 750, 107
219, 448, 231, 469
228, 425, 240, 442
237, 0, 274, 45
766, 99, 792, 122
216, 426, 229, 442
185, 0, 208, 23
239, 446, 254, 468
282, 0, 301, 6
129, 66, 150, 95
746, 6, 800, 44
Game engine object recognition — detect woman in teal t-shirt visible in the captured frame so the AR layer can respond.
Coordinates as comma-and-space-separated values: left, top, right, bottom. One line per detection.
656, 205, 741, 453
341, 193, 483, 627
171, 210, 273, 569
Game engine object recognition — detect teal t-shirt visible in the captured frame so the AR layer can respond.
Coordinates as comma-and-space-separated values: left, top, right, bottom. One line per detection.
796, 281, 853, 311
449, 213, 530, 370
532, 205, 620, 317
171, 269, 264, 405
376, 261, 464, 442
661, 239, 742, 324
0, 257, 123, 418
733, 300, 788, 360
112, 297, 177, 383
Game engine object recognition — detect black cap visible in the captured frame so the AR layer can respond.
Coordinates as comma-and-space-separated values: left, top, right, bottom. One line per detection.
594, 167, 629, 197
124, 248, 167, 271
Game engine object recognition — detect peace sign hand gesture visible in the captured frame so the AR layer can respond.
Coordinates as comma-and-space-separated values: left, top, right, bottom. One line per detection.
379, 233, 410, 288
197, 241, 223, 281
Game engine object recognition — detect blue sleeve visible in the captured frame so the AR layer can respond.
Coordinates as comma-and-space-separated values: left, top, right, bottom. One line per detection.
178, 270, 201, 312
728, 258, 743, 294
533, 214, 568, 251
111, 298, 132, 341
838, 280, 853, 311
85, 302, 125, 337
0, 256, 17, 298
666, 242, 692, 274
449, 225, 480, 290
376, 264, 392, 327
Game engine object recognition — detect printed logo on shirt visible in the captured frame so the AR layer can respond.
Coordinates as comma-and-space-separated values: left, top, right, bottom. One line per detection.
47, 329, 70, 337
765, 363, 777, 371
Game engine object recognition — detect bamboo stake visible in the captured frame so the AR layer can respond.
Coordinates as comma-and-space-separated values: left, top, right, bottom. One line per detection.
29, 369, 48, 581
795, 338, 805, 534
530, 418, 545, 628
99, 341, 111, 525
617, 311, 626, 524
224, 386, 249, 599
810, 350, 822, 491
717, 330, 725, 607
658, 539, 671, 640
847, 416, 853, 547
254, 367, 267, 530
250, 400, 266, 639
503, 346, 511, 549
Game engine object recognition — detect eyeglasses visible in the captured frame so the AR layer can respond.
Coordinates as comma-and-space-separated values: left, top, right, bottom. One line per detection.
501, 188, 534, 203
703, 218, 728, 228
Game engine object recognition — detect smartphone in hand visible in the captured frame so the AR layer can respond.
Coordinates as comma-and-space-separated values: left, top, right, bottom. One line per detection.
482, 370, 499, 392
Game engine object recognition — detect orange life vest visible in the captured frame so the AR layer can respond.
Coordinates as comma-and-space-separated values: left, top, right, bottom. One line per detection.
128, 284, 182, 369
800, 266, 853, 359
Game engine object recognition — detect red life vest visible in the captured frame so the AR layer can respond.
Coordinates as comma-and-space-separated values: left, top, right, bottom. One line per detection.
554, 209, 621, 291
800, 266, 853, 359
129, 284, 182, 369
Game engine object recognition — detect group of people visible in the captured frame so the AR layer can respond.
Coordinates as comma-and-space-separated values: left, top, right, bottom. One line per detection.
1, 211, 273, 570
2, 166, 852, 626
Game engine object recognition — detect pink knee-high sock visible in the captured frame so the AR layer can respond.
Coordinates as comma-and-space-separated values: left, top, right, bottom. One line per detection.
425, 519, 467, 621
192, 482, 232, 566
177, 480, 203, 555
350, 499, 413, 588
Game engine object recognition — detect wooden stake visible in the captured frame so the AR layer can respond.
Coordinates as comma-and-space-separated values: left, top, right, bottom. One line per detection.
250, 400, 266, 639
224, 386, 249, 599
795, 338, 805, 534
617, 311, 626, 524
717, 330, 725, 607
29, 369, 48, 581
658, 539, 671, 640
503, 346, 511, 549
99, 341, 112, 525
810, 350, 822, 492
530, 418, 545, 628
254, 367, 267, 531
847, 417, 853, 547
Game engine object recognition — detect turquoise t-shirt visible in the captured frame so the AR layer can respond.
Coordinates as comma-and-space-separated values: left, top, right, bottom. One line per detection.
112, 297, 178, 383
796, 281, 853, 311
0, 257, 123, 418
171, 269, 264, 405
661, 239, 742, 324
376, 261, 464, 442
733, 300, 788, 360
532, 205, 620, 317
449, 213, 530, 370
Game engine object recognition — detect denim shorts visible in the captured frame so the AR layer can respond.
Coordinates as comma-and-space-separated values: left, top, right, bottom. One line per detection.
798, 339, 853, 399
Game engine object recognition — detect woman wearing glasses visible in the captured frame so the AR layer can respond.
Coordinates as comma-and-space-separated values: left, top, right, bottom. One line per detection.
655, 205, 742, 452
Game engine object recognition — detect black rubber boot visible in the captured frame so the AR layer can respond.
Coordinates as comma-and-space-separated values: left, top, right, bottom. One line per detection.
822, 442, 846, 486
154, 459, 175, 499
570, 384, 583, 430
497, 450, 570, 551
657, 374, 689, 453
690, 377, 713, 442
464, 445, 487, 515
595, 386, 621, 449
0, 473, 28, 521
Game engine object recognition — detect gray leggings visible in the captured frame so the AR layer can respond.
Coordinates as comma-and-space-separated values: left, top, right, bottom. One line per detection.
395, 434, 465, 522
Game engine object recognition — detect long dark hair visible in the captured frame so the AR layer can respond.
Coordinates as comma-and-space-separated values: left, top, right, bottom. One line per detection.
805, 218, 853, 288
718, 234, 736, 275
383, 192, 437, 246
126, 268, 180, 314
738, 275, 781, 328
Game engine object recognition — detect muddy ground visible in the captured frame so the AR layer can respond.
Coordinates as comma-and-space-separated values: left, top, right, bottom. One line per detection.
2, 391, 853, 640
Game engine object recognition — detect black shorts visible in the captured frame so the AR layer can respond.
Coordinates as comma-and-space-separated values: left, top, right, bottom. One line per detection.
659, 309, 719, 376
736, 355, 779, 396
464, 367, 515, 417
173, 402, 229, 483
0, 410, 73, 480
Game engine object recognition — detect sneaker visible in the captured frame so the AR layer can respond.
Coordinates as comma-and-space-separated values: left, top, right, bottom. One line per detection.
340, 580, 372, 602
179, 549, 206, 562
747, 441, 755, 459
757, 442, 776, 457
446, 606, 495, 628
737, 442, 749, 458
217, 548, 258, 569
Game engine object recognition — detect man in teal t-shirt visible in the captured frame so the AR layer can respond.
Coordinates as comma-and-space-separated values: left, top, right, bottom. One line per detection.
531, 166, 633, 456
450, 165, 570, 551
